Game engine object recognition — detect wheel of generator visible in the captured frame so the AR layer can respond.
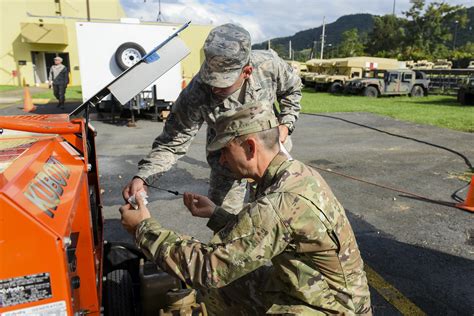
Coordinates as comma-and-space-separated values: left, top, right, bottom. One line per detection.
329, 82, 343, 94
104, 269, 135, 316
115, 42, 146, 71
410, 85, 424, 97
363, 86, 379, 98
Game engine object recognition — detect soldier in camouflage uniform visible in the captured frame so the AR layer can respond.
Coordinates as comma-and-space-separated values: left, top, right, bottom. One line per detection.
120, 102, 372, 315
122, 23, 302, 213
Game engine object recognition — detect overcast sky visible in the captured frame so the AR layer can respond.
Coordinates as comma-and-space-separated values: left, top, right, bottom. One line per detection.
120, 0, 471, 43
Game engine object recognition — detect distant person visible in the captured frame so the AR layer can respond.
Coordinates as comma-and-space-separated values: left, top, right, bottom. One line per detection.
48, 56, 69, 108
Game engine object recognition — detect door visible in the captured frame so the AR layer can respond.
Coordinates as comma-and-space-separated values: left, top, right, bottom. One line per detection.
385, 72, 400, 94
400, 72, 413, 93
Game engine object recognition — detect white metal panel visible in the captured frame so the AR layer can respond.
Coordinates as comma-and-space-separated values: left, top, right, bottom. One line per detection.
75, 22, 186, 102
108, 37, 190, 105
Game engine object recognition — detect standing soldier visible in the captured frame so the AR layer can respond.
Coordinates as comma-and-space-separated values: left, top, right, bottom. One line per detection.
119, 103, 372, 315
48, 56, 69, 108
122, 23, 302, 213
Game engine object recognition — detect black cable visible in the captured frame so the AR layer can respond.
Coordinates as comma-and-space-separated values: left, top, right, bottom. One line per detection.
305, 113, 473, 170
304, 113, 473, 202
145, 183, 182, 196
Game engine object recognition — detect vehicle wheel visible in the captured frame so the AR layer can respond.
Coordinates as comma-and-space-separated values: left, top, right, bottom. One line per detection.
363, 86, 379, 98
104, 269, 135, 316
329, 82, 343, 94
410, 85, 424, 97
115, 42, 146, 71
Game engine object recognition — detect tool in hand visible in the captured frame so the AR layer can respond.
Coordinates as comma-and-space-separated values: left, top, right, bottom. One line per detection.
145, 183, 182, 196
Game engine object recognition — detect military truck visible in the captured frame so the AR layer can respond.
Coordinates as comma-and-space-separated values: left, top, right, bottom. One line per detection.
345, 69, 429, 97
314, 57, 402, 93
301, 58, 324, 86
457, 76, 474, 105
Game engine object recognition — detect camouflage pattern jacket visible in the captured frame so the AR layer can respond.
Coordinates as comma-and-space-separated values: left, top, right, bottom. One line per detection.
135, 153, 371, 315
135, 50, 302, 185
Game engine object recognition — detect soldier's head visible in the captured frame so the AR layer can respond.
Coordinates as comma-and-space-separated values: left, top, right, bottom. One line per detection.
200, 23, 253, 98
208, 102, 280, 180
54, 56, 63, 65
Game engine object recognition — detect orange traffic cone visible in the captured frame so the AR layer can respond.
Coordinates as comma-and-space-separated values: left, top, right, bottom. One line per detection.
23, 86, 36, 112
456, 175, 474, 212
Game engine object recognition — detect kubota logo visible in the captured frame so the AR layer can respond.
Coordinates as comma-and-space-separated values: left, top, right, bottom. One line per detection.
24, 156, 71, 218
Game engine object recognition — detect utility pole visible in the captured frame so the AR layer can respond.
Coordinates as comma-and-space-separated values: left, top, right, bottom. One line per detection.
320, 16, 326, 59
289, 40, 292, 60
156, 0, 164, 22
86, 0, 90, 21
453, 20, 459, 50
392, 0, 396, 16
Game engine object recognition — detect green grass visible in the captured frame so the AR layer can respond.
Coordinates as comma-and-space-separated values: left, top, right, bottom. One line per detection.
301, 88, 474, 132
31, 86, 83, 100
0, 85, 21, 92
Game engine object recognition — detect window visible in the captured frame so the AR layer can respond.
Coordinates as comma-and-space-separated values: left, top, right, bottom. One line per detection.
389, 73, 399, 81
403, 73, 413, 82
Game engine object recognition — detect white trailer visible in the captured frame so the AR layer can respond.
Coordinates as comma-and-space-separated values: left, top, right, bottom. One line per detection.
75, 20, 186, 117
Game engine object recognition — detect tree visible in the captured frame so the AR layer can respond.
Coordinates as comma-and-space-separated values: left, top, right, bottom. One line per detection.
403, 0, 468, 59
337, 29, 365, 57
366, 14, 406, 58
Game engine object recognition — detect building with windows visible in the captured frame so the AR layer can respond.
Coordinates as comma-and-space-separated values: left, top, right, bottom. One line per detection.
0, 0, 211, 87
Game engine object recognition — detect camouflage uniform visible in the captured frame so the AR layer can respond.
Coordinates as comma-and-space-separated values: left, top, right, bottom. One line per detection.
135, 104, 371, 315
135, 23, 301, 213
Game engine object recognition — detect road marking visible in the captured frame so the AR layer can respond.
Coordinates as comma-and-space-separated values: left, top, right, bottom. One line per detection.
365, 264, 426, 316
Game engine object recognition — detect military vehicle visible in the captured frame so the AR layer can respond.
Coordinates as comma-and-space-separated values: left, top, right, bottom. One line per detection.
433, 59, 453, 70
314, 57, 402, 93
345, 69, 429, 97
301, 58, 324, 86
457, 76, 474, 105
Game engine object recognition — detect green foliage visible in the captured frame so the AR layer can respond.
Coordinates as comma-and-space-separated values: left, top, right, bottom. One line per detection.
337, 29, 365, 57
301, 89, 474, 132
31, 86, 82, 100
0, 85, 21, 92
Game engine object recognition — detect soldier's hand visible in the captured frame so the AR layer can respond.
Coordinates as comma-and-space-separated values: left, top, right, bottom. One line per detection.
119, 193, 151, 235
278, 124, 289, 143
122, 177, 147, 201
183, 192, 215, 218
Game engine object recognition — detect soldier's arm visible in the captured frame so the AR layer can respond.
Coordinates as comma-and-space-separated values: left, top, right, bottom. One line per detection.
135, 77, 206, 185
135, 195, 290, 289
206, 206, 237, 233
274, 53, 302, 134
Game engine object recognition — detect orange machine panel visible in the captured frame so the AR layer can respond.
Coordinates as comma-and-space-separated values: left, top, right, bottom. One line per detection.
0, 117, 102, 315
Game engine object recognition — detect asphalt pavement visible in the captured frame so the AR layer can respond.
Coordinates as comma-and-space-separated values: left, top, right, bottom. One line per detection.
1, 99, 473, 315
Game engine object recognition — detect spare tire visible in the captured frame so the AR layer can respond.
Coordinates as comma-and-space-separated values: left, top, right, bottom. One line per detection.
115, 42, 146, 71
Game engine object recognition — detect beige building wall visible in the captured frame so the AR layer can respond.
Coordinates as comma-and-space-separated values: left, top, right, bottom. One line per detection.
0, 0, 212, 87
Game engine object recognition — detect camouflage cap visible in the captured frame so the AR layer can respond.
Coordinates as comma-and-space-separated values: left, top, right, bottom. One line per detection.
200, 23, 251, 88
207, 102, 279, 151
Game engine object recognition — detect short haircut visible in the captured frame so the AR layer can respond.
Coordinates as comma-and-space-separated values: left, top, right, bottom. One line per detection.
54, 57, 63, 62
236, 127, 280, 151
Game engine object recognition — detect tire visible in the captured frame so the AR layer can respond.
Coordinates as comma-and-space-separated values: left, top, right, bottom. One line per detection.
115, 42, 146, 71
363, 86, 379, 98
104, 269, 135, 316
410, 85, 424, 97
329, 82, 343, 94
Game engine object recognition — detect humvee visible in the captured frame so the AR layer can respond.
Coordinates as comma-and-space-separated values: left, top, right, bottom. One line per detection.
345, 69, 429, 97
314, 57, 401, 93
457, 76, 474, 105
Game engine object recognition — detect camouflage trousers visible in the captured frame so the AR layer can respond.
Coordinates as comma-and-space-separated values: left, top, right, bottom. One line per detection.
207, 137, 293, 214
200, 265, 328, 316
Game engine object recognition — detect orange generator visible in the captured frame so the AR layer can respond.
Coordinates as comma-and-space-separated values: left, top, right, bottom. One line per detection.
0, 114, 104, 315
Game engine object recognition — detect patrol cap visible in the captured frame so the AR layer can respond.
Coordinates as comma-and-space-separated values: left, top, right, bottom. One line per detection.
207, 102, 279, 151
200, 23, 251, 88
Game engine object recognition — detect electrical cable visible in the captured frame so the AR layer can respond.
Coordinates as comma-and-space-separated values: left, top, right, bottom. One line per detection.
304, 113, 473, 203
145, 183, 182, 196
